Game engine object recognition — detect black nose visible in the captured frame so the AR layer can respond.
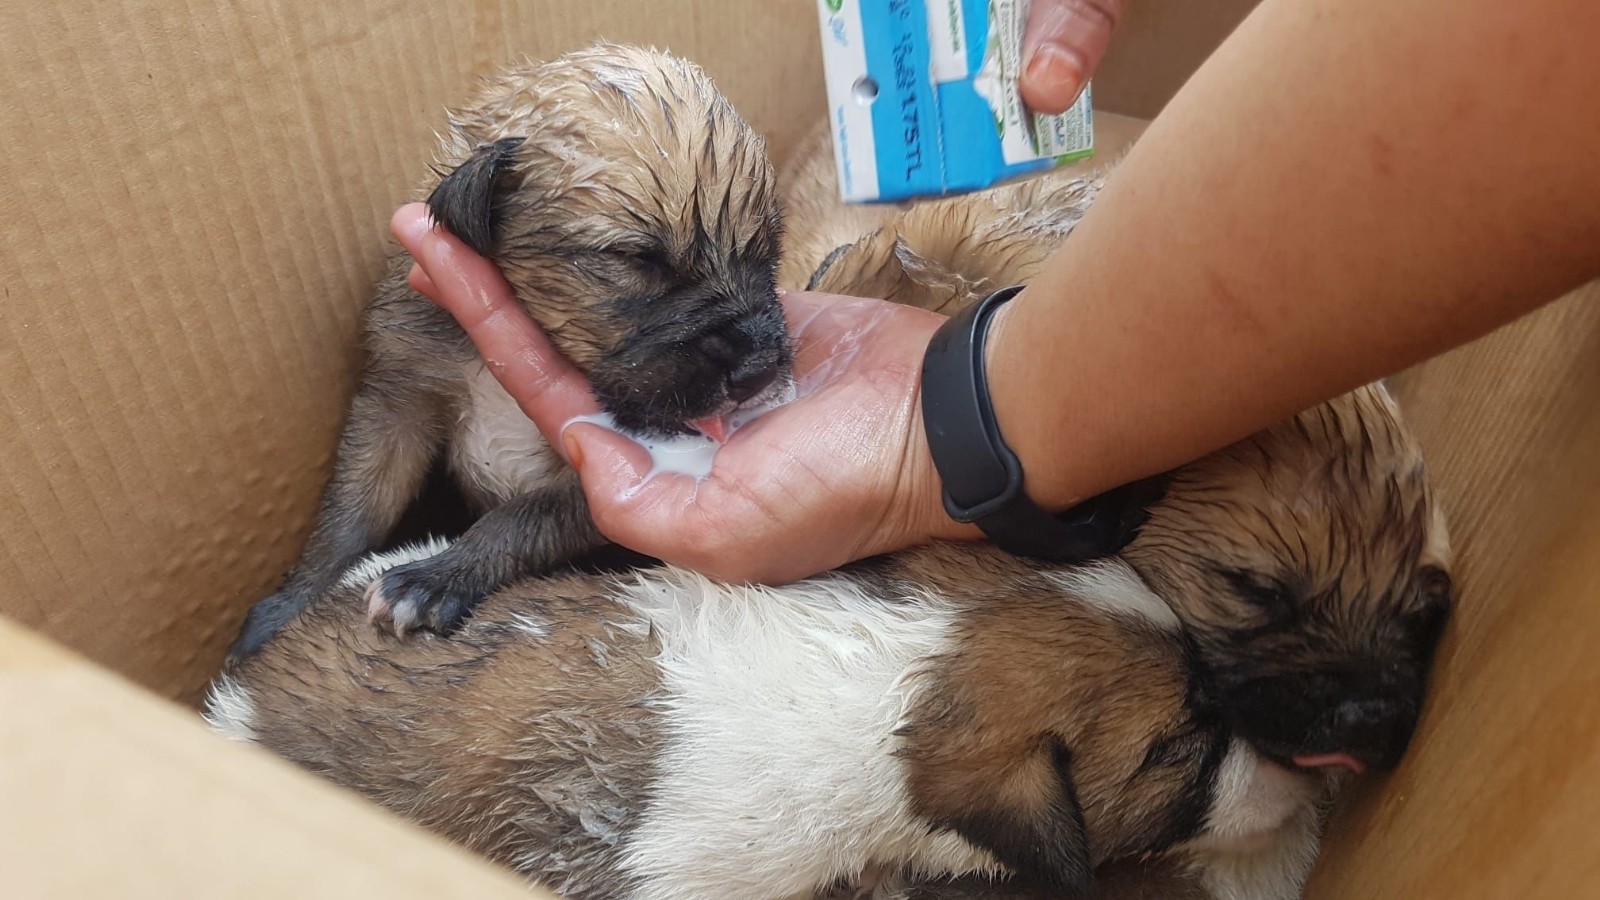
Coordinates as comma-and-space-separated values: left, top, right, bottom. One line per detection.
1317, 695, 1419, 771
725, 357, 779, 403
1223, 671, 1424, 774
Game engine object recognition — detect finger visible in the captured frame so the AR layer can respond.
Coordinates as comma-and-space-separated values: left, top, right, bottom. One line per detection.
390, 203, 602, 451
561, 421, 704, 551
408, 262, 440, 301
1020, 0, 1125, 115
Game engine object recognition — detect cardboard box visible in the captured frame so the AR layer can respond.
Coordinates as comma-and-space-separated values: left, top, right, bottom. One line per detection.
1, 1, 1596, 896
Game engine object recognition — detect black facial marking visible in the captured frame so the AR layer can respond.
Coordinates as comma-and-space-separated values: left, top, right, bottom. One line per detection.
1216, 664, 1425, 772
426, 137, 527, 257
1216, 566, 1300, 626
584, 220, 791, 436
934, 739, 1093, 897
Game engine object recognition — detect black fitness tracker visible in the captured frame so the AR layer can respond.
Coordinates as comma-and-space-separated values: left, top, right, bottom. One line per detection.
919, 285, 1166, 563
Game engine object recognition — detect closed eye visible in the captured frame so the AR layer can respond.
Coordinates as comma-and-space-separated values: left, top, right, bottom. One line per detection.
1216, 567, 1300, 622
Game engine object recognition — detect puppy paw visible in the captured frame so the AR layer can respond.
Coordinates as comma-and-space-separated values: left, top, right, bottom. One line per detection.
364, 556, 490, 637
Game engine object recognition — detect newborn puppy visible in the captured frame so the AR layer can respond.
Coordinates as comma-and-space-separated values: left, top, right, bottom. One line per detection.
205, 380, 1448, 900
771, 120, 1455, 896
207, 537, 1296, 899
227, 43, 791, 663
787, 123, 1455, 780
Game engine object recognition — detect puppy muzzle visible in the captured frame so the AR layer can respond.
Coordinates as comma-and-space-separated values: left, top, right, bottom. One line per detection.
1223, 670, 1426, 775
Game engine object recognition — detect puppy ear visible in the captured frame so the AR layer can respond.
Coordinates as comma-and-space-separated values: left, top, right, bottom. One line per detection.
425, 137, 527, 257
805, 242, 856, 291
921, 739, 1094, 896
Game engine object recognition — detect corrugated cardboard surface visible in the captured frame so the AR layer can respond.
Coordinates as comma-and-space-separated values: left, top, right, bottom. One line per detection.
0, 615, 550, 898
0, 0, 825, 706
4, 0, 1596, 896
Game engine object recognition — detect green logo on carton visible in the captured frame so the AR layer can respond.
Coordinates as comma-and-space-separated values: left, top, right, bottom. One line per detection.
826, 0, 843, 12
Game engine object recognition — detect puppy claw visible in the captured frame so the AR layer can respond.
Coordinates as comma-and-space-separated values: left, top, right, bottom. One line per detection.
364, 557, 489, 638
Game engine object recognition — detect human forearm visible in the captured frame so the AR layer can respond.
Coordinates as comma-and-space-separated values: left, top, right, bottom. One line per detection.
987, 0, 1600, 510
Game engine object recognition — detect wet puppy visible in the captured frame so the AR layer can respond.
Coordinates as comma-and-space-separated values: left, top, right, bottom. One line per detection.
227, 43, 791, 663
206, 381, 1448, 900
778, 117, 1455, 897
785, 120, 1456, 779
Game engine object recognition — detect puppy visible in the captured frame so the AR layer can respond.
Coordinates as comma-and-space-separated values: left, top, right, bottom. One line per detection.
782, 119, 1456, 778
775, 116, 1456, 896
226, 43, 793, 663
207, 379, 1447, 900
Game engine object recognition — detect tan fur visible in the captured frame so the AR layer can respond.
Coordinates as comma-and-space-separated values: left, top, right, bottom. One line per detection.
217, 97, 1450, 900
432, 44, 780, 366
891, 548, 1219, 866
1128, 386, 1442, 661
229, 42, 791, 660
224, 566, 665, 900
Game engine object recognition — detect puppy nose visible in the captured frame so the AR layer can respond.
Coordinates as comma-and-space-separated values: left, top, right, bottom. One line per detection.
1319, 696, 1419, 772
726, 357, 779, 403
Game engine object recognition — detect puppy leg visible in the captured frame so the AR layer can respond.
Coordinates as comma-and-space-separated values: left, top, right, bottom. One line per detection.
366, 473, 603, 635
1187, 806, 1323, 900
227, 376, 449, 664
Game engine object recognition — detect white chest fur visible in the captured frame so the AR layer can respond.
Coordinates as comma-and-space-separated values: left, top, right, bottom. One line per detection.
451, 361, 564, 502
612, 568, 995, 900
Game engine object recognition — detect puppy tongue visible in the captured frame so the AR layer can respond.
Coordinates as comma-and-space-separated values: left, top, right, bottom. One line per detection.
1292, 753, 1367, 775
688, 414, 731, 443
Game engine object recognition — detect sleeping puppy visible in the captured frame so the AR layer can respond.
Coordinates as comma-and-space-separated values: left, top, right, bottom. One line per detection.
226, 42, 792, 664
783, 118, 1455, 780
205, 381, 1450, 900
774, 116, 1455, 896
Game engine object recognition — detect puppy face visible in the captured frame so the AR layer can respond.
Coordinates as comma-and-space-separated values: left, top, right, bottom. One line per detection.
425, 44, 791, 437
1125, 385, 1454, 775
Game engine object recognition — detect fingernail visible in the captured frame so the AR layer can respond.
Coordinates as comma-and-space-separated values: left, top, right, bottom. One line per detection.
562, 432, 585, 469
392, 204, 434, 246
1024, 45, 1083, 108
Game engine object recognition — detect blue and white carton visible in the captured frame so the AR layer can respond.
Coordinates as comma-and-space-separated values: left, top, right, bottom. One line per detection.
813, 0, 1095, 204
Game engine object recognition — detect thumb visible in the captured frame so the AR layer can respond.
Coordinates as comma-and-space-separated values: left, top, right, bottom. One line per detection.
558, 421, 690, 548
1020, 0, 1126, 115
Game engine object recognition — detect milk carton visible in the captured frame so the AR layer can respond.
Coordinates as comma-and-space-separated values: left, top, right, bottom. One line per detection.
813, 0, 1095, 203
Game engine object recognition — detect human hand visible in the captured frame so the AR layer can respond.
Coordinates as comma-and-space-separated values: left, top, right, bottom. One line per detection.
1021, 0, 1128, 114
390, 203, 980, 585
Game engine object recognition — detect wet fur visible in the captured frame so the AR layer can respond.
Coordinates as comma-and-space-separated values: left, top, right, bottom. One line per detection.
227, 43, 792, 662
211, 110, 1453, 898
211, 539, 1323, 900
775, 118, 1456, 896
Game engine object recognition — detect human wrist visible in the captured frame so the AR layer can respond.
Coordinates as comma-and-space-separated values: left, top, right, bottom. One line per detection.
901, 402, 986, 547
980, 289, 1080, 512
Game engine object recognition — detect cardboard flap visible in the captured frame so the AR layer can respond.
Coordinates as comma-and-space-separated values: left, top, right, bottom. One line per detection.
0, 615, 549, 898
